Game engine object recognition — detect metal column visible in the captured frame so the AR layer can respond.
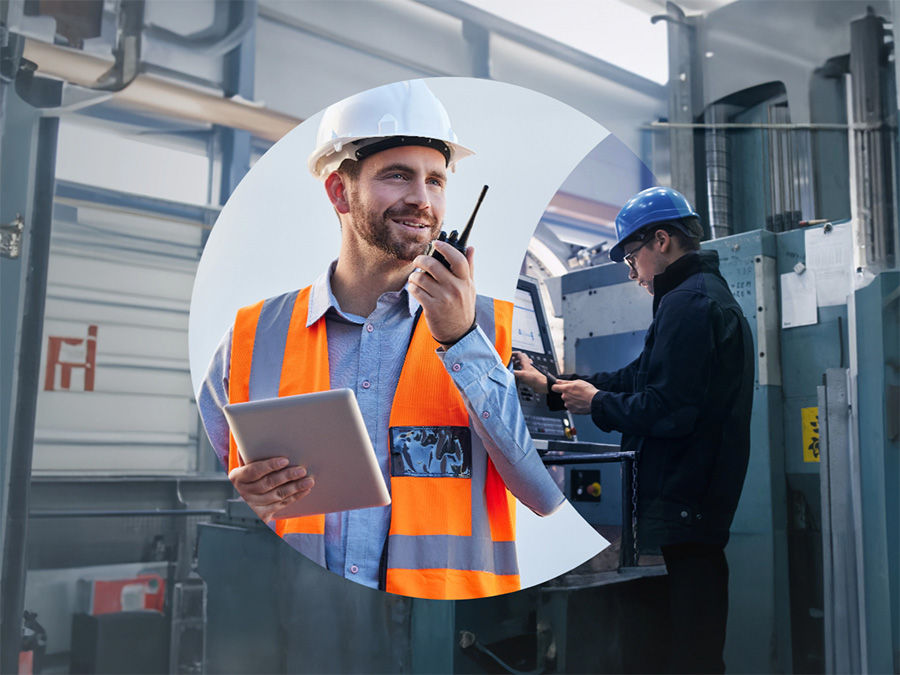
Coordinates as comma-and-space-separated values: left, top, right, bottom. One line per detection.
658, 1, 702, 210
818, 368, 864, 674
850, 9, 896, 270
216, 0, 257, 207
0, 87, 59, 672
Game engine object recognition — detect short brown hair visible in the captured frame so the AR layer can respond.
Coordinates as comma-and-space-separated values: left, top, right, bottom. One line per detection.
336, 157, 361, 182
637, 219, 701, 253
664, 219, 701, 252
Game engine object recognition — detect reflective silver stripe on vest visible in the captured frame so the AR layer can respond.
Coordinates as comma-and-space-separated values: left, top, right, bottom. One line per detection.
248, 291, 299, 400
387, 534, 518, 575
249, 292, 329, 569
469, 294, 501, 545
475, 295, 496, 347
281, 532, 327, 568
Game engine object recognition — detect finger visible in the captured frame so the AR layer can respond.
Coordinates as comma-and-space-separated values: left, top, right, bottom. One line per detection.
465, 245, 475, 279
253, 465, 310, 495
262, 483, 315, 520
407, 281, 435, 310
270, 484, 314, 511
431, 240, 469, 278
263, 475, 315, 505
412, 253, 452, 282
229, 456, 290, 483
408, 268, 440, 298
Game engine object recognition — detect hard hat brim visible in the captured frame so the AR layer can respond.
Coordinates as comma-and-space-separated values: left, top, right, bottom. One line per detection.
308, 135, 474, 180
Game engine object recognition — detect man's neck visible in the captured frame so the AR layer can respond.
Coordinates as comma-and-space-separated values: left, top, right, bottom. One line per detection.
332, 249, 414, 317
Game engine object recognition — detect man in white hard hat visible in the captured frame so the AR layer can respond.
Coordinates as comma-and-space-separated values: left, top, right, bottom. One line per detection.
199, 80, 563, 600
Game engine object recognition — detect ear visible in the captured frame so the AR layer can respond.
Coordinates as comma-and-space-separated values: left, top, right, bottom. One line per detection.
656, 228, 672, 253
324, 172, 351, 214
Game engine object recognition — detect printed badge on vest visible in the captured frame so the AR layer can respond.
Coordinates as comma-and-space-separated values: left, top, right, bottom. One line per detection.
389, 426, 472, 478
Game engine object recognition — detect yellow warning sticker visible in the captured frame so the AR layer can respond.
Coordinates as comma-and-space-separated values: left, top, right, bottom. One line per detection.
801, 407, 820, 463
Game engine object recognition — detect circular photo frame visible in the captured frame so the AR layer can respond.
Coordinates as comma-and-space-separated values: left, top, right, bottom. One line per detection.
190, 77, 615, 597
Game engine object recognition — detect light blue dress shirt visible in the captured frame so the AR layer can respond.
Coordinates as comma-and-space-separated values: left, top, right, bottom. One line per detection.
198, 263, 563, 590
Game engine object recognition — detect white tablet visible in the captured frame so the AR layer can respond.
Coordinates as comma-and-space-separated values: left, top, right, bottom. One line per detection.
223, 389, 391, 519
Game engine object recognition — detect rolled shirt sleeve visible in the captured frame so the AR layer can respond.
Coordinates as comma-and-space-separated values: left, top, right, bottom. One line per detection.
437, 326, 565, 517
197, 328, 233, 469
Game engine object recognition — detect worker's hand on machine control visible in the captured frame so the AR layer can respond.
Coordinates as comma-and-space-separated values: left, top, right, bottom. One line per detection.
511, 351, 550, 393
551, 379, 600, 415
228, 457, 314, 522
410, 241, 477, 346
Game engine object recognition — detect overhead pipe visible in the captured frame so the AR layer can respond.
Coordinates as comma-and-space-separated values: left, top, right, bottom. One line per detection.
21, 38, 301, 142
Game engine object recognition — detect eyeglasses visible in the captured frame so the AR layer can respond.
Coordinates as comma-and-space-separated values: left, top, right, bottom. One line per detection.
623, 236, 653, 271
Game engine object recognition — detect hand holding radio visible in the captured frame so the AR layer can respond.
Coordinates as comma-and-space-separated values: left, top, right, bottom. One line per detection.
409, 185, 488, 346
409, 241, 476, 346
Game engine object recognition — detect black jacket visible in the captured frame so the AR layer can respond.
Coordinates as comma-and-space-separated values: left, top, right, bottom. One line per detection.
553, 251, 753, 549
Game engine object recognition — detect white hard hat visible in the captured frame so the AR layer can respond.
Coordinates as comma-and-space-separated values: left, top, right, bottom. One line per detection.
307, 80, 474, 180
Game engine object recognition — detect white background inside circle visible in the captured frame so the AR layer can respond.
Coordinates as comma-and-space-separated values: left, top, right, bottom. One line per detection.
189, 77, 612, 590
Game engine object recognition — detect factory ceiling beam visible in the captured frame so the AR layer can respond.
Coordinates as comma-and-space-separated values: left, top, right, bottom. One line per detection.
20, 38, 300, 142
412, 0, 666, 101
256, 4, 448, 78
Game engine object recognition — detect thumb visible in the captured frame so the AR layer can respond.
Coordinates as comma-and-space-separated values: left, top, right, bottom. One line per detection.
465, 245, 475, 279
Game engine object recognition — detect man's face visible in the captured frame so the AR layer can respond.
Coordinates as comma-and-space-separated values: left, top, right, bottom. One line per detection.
623, 230, 667, 295
343, 145, 447, 262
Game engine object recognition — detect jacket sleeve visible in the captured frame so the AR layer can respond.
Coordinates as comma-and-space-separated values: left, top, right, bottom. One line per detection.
196, 328, 233, 469
438, 327, 565, 517
546, 356, 642, 410
589, 291, 714, 438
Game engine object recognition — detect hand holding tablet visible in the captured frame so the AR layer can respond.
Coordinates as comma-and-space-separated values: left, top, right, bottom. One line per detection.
227, 457, 315, 522
223, 389, 391, 519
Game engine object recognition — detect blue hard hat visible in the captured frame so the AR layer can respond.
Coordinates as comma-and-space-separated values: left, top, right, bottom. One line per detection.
609, 187, 700, 262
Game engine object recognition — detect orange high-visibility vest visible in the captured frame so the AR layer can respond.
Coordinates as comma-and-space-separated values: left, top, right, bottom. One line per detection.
227, 286, 518, 600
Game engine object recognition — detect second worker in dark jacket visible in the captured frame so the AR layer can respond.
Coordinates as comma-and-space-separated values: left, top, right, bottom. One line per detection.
513, 187, 754, 674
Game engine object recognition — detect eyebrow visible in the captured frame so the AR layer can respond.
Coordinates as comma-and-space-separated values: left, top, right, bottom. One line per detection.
379, 163, 447, 182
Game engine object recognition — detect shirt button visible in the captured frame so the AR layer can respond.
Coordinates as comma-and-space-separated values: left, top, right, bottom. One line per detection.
349, 564, 359, 574
452, 363, 462, 372
361, 380, 371, 389
481, 411, 490, 419
366, 323, 374, 333
680, 510, 688, 519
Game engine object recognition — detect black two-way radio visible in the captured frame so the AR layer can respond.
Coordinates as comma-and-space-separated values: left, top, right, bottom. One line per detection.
425, 185, 488, 268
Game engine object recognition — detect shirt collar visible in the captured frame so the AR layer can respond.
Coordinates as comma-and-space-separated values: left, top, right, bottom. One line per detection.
306, 259, 421, 327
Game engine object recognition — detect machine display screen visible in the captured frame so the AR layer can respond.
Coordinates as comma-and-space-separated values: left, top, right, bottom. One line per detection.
512, 288, 544, 352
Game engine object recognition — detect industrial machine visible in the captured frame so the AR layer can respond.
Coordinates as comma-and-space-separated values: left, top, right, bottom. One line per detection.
513, 276, 572, 442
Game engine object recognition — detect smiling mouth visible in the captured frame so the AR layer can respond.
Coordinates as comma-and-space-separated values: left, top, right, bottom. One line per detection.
392, 219, 430, 229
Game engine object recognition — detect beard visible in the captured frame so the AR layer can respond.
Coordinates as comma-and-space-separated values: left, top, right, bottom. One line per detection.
349, 197, 441, 262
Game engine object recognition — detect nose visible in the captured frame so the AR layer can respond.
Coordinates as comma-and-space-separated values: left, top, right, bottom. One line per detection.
628, 264, 638, 281
404, 177, 431, 211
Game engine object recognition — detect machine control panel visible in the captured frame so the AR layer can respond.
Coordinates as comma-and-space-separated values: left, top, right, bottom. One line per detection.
512, 277, 573, 442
